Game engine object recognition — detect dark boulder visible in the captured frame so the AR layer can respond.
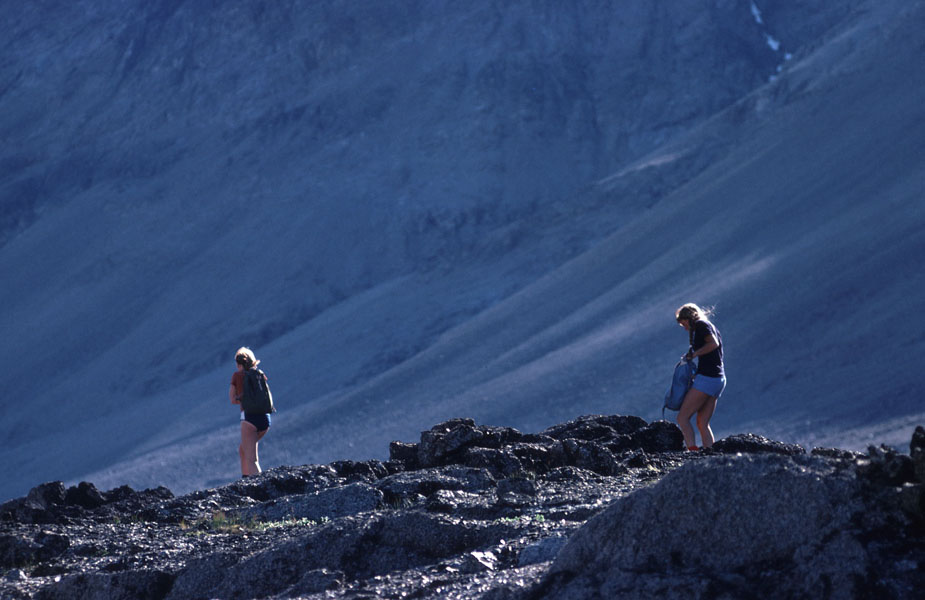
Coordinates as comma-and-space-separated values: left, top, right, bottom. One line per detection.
225, 463, 345, 503
812, 446, 864, 460
911, 426, 925, 483
376, 466, 496, 506
713, 432, 806, 456
65, 482, 106, 509
629, 420, 685, 453
419, 420, 488, 467
0, 481, 67, 524
389, 440, 420, 467
497, 475, 539, 508
509, 443, 562, 473
331, 459, 389, 481
425, 489, 489, 514
561, 440, 620, 476
462, 447, 525, 477
857, 444, 916, 486
29, 482, 67, 508
0, 532, 69, 569
542, 414, 647, 442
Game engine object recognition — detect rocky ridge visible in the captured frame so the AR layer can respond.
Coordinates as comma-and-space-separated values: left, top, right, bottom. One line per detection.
1, 416, 923, 599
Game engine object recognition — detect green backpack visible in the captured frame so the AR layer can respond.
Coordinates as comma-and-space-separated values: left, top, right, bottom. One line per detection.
241, 369, 275, 414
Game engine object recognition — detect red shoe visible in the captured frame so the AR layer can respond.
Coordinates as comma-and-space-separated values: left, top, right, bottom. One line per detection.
687, 445, 700, 452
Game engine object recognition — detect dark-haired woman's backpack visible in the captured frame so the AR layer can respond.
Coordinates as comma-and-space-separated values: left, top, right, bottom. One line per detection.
663, 358, 696, 419
241, 369, 275, 414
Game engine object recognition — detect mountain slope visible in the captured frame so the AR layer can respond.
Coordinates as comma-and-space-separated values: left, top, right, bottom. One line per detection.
3, 0, 921, 499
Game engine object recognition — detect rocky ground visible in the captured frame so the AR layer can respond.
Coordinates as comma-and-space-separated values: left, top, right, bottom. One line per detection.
1, 415, 923, 599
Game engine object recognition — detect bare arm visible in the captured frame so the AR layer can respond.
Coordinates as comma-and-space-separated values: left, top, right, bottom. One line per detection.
691, 334, 719, 359
230, 384, 240, 405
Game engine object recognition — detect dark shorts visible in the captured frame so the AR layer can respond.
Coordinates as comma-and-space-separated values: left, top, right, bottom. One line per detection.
242, 412, 271, 433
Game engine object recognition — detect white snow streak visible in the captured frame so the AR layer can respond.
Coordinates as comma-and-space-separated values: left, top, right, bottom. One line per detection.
749, 2, 791, 82
766, 34, 781, 52
750, 2, 764, 25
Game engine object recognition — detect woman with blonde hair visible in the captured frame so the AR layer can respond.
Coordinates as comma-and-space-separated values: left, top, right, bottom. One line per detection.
675, 303, 725, 451
229, 347, 271, 476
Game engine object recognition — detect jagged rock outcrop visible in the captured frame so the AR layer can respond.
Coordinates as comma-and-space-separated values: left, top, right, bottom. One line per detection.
1, 415, 923, 599
538, 454, 869, 598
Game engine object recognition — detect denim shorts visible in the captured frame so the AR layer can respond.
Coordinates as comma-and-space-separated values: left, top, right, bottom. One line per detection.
692, 374, 726, 398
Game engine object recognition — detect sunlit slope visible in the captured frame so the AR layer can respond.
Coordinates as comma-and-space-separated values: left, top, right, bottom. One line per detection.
78, 0, 925, 495
2, 0, 810, 500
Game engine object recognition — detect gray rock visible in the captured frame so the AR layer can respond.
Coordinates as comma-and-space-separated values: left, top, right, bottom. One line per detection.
911, 426, 925, 453
199, 511, 521, 598
377, 466, 496, 504
389, 440, 419, 465
244, 481, 383, 522
518, 535, 568, 566
0, 482, 68, 524
899, 483, 925, 522
911, 426, 925, 483
463, 550, 499, 572
544, 454, 869, 599
330, 459, 389, 481
165, 553, 238, 600
0, 534, 40, 570
497, 476, 539, 508
426, 489, 488, 513
857, 444, 916, 486
508, 443, 562, 474
628, 421, 685, 453
3, 415, 922, 600
65, 482, 106, 509
28, 482, 67, 508
462, 447, 525, 477
497, 476, 538, 498
713, 432, 806, 455
3, 569, 27, 582
812, 446, 864, 460
561, 439, 619, 476
419, 420, 486, 467
0, 532, 69, 569
287, 568, 344, 595
542, 414, 647, 442
35, 570, 174, 600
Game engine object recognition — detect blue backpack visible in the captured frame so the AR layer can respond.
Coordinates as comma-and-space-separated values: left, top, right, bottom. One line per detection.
663, 358, 696, 418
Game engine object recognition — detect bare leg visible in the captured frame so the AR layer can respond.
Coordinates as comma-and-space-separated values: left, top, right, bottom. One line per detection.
677, 388, 710, 449
253, 429, 267, 474
240, 421, 264, 476
696, 397, 718, 448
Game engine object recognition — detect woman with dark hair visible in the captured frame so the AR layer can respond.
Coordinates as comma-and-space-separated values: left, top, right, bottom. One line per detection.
229, 347, 271, 476
675, 303, 725, 451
